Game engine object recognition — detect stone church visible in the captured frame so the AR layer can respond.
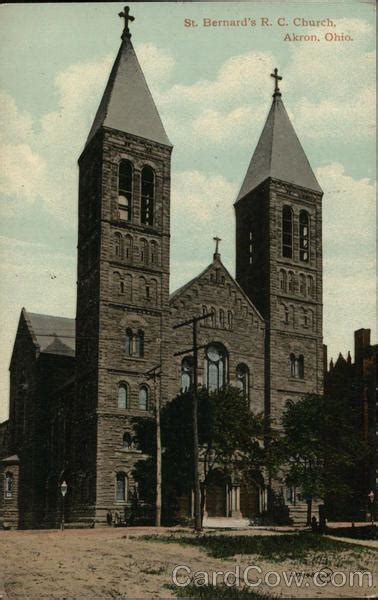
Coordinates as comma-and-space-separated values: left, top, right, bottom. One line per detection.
0, 11, 323, 529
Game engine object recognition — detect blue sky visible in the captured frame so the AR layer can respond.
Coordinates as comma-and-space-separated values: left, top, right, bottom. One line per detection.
0, 2, 376, 420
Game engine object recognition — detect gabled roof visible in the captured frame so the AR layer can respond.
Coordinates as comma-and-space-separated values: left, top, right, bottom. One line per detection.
85, 36, 171, 148
170, 256, 265, 324
24, 310, 75, 357
236, 94, 322, 202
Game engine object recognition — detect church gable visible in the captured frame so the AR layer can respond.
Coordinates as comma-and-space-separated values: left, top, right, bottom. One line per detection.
170, 258, 265, 332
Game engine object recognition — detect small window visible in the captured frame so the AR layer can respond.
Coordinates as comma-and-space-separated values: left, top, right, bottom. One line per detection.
249, 231, 254, 264
219, 309, 225, 328
125, 235, 133, 260
140, 239, 149, 265
125, 329, 133, 356
150, 240, 158, 265
118, 161, 132, 221
290, 354, 304, 379
116, 472, 127, 502
139, 386, 148, 410
4, 472, 13, 499
114, 232, 123, 258
227, 311, 233, 330
118, 384, 129, 409
282, 206, 293, 258
288, 271, 294, 294
181, 357, 193, 391
135, 330, 144, 358
123, 433, 132, 450
299, 211, 310, 262
280, 270, 287, 293
141, 166, 155, 226
299, 274, 306, 296
236, 364, 249, 400
307, 275, 314, 298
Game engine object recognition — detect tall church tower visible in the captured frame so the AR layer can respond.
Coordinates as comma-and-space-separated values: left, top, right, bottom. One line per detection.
235, 71, 323, 426
73, 9, 172, 524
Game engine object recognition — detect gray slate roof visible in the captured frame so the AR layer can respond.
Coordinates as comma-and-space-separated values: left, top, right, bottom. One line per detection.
236, 95, 322, 202
86, 37, 171, 148
26, 311, 75, 357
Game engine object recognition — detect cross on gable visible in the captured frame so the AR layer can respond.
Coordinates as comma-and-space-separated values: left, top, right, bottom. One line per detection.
270, 67, 282, 96
213, 236, 222, 256
118, 6, 135, 39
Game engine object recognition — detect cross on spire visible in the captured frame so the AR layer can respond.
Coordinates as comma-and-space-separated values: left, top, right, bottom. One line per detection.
270, 67, 282, 97
118, 6, 135, 39
213, 236, 221, 259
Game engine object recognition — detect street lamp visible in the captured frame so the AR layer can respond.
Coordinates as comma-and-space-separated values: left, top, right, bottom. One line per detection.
368, 490, 375, 527
60, 480, 68, 531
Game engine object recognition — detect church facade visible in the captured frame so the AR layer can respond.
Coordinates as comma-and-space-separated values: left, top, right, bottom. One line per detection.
0, 13, 323, 529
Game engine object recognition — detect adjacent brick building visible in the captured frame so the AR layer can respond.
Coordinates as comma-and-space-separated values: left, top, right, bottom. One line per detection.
0, 14, 324, 528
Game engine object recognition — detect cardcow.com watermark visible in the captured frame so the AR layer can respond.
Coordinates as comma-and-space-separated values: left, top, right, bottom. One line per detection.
172, 564, 374, 589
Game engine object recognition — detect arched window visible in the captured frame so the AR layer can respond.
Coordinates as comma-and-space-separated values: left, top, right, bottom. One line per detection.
118, 160, 132, 221
116, 472, 127, 501
118, 384, 129, 409
227, 311, 233, 330
290, 354, 304, 379
150, 240, 158, 265
307, 275, 314, 298
284, 305, 289, 324
219, 309, 225, 328
125, 274, 133, 302
236, 364, 249, 400
140, 239, 149, 264
139, 276, 147, 301
299, 274, 306, 296
210, 307, 216, 327
139, 386, 148, 410
205, 344, 227, 392
249, 231, 254, 264
125, 235, 133, 260
282, 206, 293, 258
181, 356, 193, 391
125, 329, 133, 356
135, 330, 144, 358
288, 271, 295, 294
4, 472, 13, 499
280, 270, 287, 293
150, 279, 158, 303
299, 211, 310, 262
141, 166, 154, 226
114, 232, 123, 258
123, 432, 132, 450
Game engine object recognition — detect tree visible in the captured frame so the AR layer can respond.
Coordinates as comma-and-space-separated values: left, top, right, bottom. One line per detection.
282, 393, 368, 525
132, 386, 270, 524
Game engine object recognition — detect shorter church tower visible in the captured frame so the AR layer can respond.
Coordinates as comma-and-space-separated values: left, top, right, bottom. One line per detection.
235, 69, 323, 426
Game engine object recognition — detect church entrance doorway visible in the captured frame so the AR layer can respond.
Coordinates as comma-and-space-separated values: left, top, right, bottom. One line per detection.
240, 482, 260, 519
206, 470, 228, 517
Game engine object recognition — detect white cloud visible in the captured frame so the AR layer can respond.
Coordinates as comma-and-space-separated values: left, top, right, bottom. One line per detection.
136, 42, 175, 86
0, 143, 47, 202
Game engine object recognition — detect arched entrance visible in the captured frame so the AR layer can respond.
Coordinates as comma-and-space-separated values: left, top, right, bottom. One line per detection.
240, 482, 260, 519
206, 470, 229, 517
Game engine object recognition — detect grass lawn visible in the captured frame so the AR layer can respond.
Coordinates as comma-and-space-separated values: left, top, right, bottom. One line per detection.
142, 531, 374, 563
175, 584, 272, 599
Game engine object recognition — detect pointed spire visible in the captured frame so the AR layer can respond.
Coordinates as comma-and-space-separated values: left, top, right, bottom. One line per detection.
329, 357, 334, 370
347, 350, 352, 365
236, 70, 322, 201
85, 9, 171, 149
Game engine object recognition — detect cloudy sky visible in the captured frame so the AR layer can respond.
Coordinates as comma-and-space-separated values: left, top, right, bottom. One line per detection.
0, 2, 376, 420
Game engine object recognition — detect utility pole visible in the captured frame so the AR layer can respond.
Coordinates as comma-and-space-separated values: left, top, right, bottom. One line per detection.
173, 311, 214, 532
146, 365, 162, 527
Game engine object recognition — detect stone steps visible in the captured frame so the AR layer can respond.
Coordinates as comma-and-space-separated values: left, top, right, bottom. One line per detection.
203, 517, 251, 529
